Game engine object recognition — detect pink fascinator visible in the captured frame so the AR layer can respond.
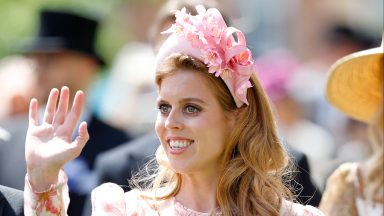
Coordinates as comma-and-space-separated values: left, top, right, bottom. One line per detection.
154, 5, 255, 107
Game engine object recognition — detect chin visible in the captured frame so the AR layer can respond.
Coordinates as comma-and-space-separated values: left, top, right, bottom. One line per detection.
168, 161, 193, 174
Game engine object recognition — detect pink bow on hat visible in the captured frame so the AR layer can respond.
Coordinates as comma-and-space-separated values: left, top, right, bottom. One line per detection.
155, 5, 255, 107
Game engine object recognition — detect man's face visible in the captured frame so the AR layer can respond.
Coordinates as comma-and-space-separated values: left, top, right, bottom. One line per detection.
30, 51, 94, 103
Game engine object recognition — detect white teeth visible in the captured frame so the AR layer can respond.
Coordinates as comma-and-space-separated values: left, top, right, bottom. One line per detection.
169, 140, 191, 149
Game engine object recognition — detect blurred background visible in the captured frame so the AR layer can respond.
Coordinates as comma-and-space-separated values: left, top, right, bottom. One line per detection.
0, 0, 382, 195
1, 0, 382, 65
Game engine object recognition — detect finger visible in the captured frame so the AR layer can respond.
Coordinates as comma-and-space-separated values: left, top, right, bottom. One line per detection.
53, 86, 70, 126
70, 122, 89, 156
28, 98, 39, 126
43, 88, 59, 124
64, 90, 85, 134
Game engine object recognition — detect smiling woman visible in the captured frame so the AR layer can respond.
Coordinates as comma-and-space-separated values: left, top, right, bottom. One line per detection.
155, 55, 236, 175
23, 5, 324, 216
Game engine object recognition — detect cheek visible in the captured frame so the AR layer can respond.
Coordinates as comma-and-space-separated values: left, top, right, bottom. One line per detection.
206, 119, 231, 150
42, 69, 65, 86
155, 114, 164, 137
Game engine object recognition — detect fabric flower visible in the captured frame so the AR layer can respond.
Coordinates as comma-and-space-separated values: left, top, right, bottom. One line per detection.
159, 5, 255, 107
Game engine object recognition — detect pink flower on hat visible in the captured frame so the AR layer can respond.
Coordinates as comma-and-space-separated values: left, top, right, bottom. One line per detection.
159, 5, 255, 107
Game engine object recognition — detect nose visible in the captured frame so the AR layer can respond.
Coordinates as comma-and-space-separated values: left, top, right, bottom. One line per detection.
165, 110, 183, 130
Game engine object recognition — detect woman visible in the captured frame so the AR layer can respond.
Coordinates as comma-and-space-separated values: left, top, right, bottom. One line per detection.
319, 38, 383, 215
24, 6, 323, 215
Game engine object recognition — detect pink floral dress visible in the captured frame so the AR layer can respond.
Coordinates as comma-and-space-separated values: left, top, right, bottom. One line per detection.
24, 170, 324, 215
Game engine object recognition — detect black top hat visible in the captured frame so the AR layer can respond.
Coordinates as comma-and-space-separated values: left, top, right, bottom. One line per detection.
23, 9, 104, 66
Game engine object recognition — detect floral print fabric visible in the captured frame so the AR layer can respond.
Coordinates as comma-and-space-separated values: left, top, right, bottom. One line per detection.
24, 170, 324, 216
24, 170, 69, 216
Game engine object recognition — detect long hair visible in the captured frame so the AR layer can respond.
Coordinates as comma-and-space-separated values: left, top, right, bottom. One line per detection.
365, 94, 384, 202
130, 53, 293, 215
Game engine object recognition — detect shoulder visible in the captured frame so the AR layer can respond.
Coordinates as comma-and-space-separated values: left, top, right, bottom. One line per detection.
281, 200, 325, 216
321, 162, 357, 196
322, 162, 358, 199
327, 162, 357, 185
319, 162, 359, 214
91, 183, 127, 215
0, 185, 24, 216
92, 184, 159, 215
124, 189, 167, 214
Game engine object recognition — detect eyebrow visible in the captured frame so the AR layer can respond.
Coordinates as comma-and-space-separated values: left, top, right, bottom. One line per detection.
181, 97, 207, 105
157, 97, 207, 105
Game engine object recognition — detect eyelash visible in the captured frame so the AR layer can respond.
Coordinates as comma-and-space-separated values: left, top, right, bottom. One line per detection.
157, 103, 201, 116
184, 104, 200, 115
158, 104, 171, 114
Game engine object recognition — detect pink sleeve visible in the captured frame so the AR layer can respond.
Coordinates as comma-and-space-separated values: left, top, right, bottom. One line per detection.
24, 171, 130, 216
298, 205, 326, 216
91, 183, 126, 216
24, 170, 69, 216
124, 189, 156, 215
92, 184, 155, 215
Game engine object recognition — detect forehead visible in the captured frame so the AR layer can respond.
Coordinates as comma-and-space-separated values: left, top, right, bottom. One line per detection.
30, 51, 85, 61
158, 70, 214, 100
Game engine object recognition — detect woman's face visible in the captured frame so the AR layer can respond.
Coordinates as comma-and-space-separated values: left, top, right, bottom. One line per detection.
155, 70, 234, 175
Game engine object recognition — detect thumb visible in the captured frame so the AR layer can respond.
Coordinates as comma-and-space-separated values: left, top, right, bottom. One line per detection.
70, 121, 89, 156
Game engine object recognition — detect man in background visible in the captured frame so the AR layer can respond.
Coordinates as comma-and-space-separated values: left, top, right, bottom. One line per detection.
0, 185, 23, 216
0, 9, 131, 216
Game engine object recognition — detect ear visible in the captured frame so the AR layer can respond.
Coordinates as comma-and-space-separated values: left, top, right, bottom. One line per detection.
11, 94, 29, 116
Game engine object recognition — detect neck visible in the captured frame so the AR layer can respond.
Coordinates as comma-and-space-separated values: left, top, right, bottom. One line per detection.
176, 171, 220, 213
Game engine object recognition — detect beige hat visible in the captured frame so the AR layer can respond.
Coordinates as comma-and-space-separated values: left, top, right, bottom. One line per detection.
325, 38, 383, 123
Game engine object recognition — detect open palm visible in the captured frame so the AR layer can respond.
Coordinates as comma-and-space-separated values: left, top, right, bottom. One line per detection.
26, 87, 89, 191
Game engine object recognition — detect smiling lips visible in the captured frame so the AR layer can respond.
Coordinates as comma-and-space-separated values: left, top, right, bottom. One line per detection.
168, 139, 194, 155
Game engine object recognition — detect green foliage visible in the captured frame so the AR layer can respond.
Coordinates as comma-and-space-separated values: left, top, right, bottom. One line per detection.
0, 0, 125, 65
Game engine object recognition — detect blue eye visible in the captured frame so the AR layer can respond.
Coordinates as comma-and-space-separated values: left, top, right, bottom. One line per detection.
158, 104, 171, 114
185, 105, 200, 114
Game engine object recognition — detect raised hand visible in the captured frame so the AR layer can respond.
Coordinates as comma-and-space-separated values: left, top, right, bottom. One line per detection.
26, 87, 89, 191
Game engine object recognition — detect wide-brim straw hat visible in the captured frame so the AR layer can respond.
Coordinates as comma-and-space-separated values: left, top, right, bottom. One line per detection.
325, 38, 383, 123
